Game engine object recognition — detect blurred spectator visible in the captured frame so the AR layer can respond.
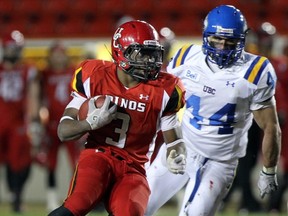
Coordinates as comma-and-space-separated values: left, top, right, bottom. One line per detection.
0, 30, 41, 213
159, 27, 175, 68
267, 43, 288, 213
37, 41, 82, 212
255, 22, 277, 58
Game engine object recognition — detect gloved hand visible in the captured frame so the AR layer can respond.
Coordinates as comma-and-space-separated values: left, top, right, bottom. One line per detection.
257, 169, 278, 198
166, 149, 186, 174
86, 96, 117, 130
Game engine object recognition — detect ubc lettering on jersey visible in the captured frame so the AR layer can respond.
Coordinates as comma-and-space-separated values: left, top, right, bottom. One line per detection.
71, 67, 85, 96
172, 45, 193, 68
244, 56, 269, 85
203, 85, 216, 95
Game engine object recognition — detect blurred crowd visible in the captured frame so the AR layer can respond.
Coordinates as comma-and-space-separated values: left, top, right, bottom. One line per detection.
0, 18, 288, 215
0, 32, 85, 213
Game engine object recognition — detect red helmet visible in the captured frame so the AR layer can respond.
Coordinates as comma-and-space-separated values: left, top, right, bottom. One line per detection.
111, 20, 164, 82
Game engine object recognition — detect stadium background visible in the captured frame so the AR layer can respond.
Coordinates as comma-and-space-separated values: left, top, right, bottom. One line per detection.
0, 0, 288, 215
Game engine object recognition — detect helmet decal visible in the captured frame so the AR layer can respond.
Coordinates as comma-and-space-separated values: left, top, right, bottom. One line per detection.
214, 26, 234, 36
112, 27, 124, 49
143, 40, 160, 46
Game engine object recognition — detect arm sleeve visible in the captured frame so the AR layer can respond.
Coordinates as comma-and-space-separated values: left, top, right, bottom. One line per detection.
161, 114, 180, 131
162, 78, 186, 116
250, 62, 277, 110
71, 60, 91, 98
65, 91, 87, 109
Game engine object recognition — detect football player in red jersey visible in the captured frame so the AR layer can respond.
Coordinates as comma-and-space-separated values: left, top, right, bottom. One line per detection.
0, 30, 40, 212
39, 42, 82, 211
48, 20, 187, 216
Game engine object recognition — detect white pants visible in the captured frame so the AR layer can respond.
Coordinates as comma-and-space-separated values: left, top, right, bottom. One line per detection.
145, 144, 238, 216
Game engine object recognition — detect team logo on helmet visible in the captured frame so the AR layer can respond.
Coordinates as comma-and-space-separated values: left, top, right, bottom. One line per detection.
113, 27, 124, 49
214, 26, 234, 35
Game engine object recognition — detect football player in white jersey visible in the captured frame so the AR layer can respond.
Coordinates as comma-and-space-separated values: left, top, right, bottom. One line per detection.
145, 5, 281, 216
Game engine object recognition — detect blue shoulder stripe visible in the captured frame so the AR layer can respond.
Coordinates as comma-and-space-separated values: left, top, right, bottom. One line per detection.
244, 56, 269, 84
172, 45, 193, 69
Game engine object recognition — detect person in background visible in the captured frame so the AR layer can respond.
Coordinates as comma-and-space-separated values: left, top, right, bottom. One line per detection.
267, 43, 288, 213
48, 20, 186, 216
247, 22, 288, 213
159, 26, 175, 68
0, 30, 40, 213
37, 42, 82, 212
145, 5, 281, 216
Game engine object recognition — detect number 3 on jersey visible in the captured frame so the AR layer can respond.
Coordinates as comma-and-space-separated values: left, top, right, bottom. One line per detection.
186, 95, 236, 134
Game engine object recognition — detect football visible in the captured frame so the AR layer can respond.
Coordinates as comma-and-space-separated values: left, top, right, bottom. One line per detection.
78, 95, 107, 120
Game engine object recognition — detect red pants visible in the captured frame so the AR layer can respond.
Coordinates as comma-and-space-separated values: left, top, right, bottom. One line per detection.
64, 148, 150, 216
0, 121, 31, 171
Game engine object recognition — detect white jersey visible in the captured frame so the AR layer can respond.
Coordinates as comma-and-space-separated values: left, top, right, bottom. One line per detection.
167, 44, 277, 161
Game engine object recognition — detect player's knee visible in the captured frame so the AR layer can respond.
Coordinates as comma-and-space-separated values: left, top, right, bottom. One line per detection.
112, 203, 144, 216
129, 202, 145, 216
48, 205, 74, 216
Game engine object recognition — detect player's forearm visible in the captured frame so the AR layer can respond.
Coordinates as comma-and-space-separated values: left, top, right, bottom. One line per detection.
261, 124, 281, 168
58, 119, 90, 141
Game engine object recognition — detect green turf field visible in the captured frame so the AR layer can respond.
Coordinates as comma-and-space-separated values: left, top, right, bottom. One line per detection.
0, 202, 286, 216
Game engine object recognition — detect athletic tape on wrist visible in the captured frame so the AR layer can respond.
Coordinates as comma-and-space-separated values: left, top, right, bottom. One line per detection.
60, 116, 74, 122
262, 166, 277, 174
166, 139, 184, 148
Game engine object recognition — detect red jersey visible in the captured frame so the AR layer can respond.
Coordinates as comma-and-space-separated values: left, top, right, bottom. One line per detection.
42, 67, 74, 124
71, 59, 185, 167
0, 63, 37, 169
0, 63, 36, 124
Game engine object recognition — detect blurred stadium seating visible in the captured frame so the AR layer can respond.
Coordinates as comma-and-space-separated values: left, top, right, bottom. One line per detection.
0, 0, 287, 38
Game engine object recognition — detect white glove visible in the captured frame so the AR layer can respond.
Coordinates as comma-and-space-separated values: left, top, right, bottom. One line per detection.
86, 96, 117, 130
166, 149, 186, 174
257, 170, 278, 198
